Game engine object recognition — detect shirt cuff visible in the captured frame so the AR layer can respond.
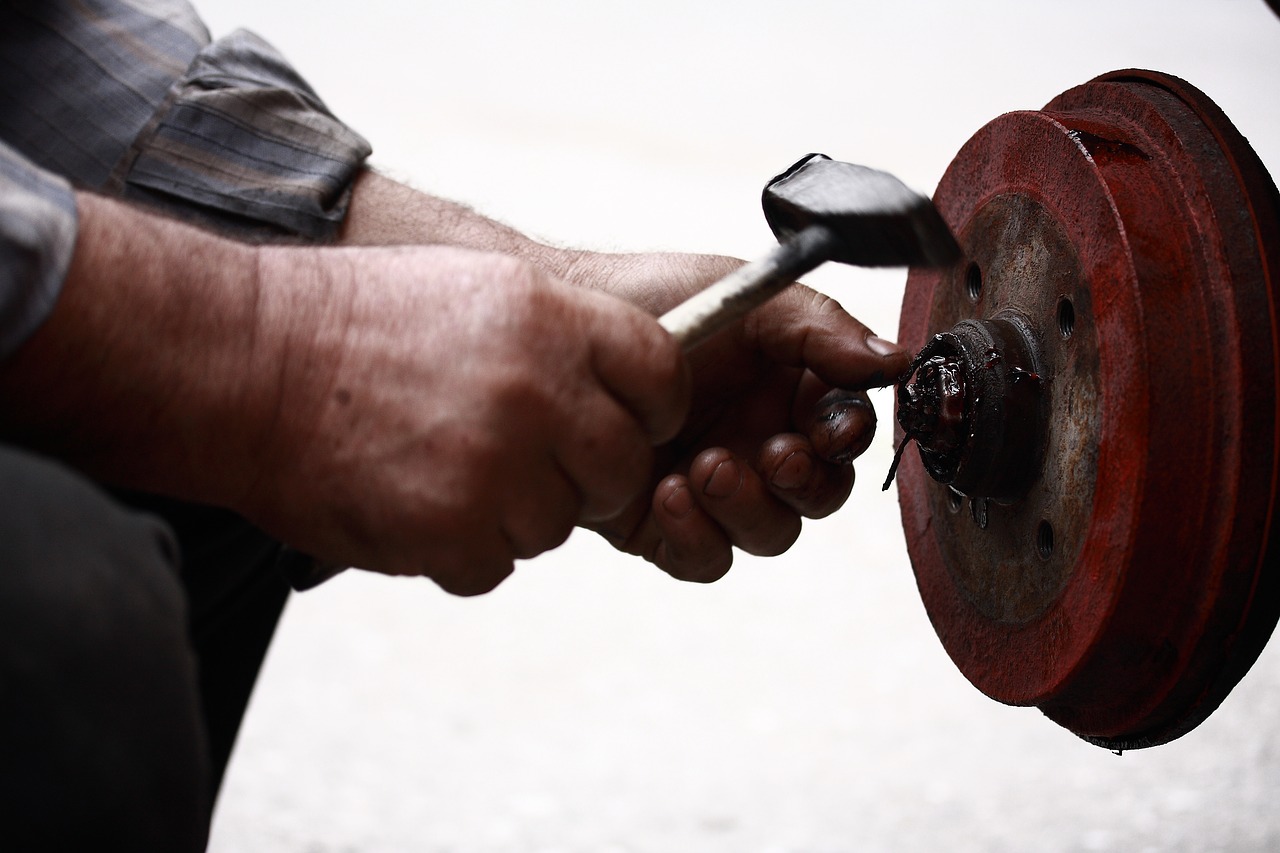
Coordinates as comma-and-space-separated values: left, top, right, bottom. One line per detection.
0, 141, 77, 360
113, 29, 372, 241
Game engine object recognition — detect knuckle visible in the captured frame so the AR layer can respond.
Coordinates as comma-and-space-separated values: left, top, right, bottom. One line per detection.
812, 289, 847, 318
493, 258, 560, 328
425, 546, 514, 596
493, 365, 554, 418
504, 468, 583, 558
491, 253, 541, 292
795, 284, 843, 317
516, 509, 577, 559
433, 565, 513, 597
573, 422, 653, 522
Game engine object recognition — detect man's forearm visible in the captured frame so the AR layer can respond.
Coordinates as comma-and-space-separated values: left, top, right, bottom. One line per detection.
338, 169, 740, 316
340, 170, 555, 264
0, 192, 295, 507
0, 186, 693, 585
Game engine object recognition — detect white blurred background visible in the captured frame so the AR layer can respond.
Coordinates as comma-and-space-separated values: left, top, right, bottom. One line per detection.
196, 2, 1280, 850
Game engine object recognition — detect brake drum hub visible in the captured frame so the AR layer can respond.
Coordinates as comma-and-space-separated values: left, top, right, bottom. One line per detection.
895, 70, 1280, 749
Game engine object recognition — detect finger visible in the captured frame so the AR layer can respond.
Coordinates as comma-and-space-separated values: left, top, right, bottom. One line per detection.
421, 534, 516, 597
650, 475, 734, 583
801, 386, 879, 464
583, 290, 691, 444
500, 457, 582, 559
742, 284, 911, 390
757, 433, 856, 520
556, 392, 654, 522
688, 448, 802, 557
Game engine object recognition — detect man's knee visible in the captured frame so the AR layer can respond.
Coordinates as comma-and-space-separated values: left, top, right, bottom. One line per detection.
0, 447, 211, 851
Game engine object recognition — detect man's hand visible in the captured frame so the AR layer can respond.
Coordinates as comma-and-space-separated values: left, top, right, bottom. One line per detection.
558, 252, 910, 581
0, 193, 690, 596
339, 169, 912, 583
243, 245, 690, 594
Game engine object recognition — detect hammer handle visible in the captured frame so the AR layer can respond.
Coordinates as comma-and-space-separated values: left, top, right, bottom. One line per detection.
658, 223, 840, 349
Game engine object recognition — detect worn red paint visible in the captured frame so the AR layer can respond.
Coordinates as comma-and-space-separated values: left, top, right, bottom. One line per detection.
896, 70, 1280, 749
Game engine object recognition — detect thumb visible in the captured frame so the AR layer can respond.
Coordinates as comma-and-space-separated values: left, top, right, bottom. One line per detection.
579, 287, 692, 444
744, 284, 911, 390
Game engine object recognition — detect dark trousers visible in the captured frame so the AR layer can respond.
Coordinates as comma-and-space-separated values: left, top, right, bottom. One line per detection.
0, 445, 291, 851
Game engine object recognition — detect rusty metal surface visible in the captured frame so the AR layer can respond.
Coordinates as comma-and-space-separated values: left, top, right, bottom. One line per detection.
896, 70, 1280, 748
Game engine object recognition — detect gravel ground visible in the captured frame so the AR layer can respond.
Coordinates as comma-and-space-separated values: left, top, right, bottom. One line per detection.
197, 1, 1280, 850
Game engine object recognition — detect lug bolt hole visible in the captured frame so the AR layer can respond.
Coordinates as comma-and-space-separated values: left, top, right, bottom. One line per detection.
1057, 296, 1075, 339
1037, 520, 1055, 559
965, 262, 983, 302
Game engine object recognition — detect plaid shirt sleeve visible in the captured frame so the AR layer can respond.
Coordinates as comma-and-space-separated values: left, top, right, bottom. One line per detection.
0, 142, 77, 360
113, 28, 374, 239
0, 0, 372, 354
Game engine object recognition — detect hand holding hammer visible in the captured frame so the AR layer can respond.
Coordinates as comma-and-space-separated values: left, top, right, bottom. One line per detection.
289, 155, 959, 590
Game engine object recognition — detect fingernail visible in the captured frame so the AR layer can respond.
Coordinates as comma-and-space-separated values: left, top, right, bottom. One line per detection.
703, 459, 743, 498
772, 449, 813, 491
840, 403, 878, 462
662, 485, 695, 519
866, 335, 903, 358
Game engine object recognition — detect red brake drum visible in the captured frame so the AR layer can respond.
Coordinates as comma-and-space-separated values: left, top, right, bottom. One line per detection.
896, 70, 1280, 749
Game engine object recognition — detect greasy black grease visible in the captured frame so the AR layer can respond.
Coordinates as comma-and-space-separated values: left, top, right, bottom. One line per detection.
883, 336, 970, 490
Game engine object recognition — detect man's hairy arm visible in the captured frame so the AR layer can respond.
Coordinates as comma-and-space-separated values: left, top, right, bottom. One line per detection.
0, 191, 690, 594
0, 192, 275, 504
341, 170, 732, 314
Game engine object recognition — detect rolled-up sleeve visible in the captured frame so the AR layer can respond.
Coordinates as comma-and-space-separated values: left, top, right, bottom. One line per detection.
0, 0, 371, 354
0, 142, 77, 360
118, 29, 373, 239
1, 0, 371, 242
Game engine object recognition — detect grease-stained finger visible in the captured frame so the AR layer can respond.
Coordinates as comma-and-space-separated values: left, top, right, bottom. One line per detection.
651, 474, 734, 582
803, 388, 878, 463
688, 448, 802, 557
758, 433, 856, 519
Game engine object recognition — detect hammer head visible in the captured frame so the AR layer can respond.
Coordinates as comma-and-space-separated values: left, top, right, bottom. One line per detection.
763, 154, 962, 268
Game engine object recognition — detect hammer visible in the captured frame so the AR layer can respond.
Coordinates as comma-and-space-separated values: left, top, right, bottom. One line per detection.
658, 153, 961, 349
